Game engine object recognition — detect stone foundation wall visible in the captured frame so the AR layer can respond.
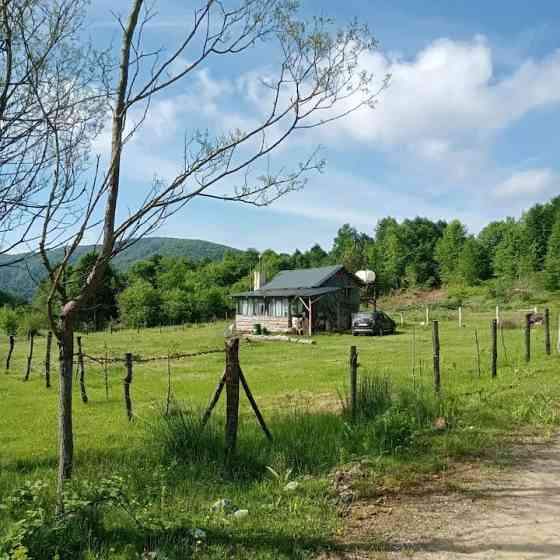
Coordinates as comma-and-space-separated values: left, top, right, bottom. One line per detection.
235, 314, 291, 333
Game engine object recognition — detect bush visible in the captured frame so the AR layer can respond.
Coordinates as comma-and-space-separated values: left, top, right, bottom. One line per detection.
0, 306, 19, 335
17, 310, 45, 336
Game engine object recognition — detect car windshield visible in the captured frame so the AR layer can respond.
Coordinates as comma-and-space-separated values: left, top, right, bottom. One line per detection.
354, 312, 374, 320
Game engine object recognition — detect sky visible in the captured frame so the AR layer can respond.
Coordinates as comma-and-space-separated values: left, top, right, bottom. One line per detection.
85, 0, 560, 254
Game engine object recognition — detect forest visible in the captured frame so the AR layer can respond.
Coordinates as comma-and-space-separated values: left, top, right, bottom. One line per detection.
1, 195, 559, 333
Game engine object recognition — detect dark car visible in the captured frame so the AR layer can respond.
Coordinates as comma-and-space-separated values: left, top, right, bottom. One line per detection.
352, 310, 396, 336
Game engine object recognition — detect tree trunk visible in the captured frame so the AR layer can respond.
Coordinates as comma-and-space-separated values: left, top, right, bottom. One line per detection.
56, 324, 74, 514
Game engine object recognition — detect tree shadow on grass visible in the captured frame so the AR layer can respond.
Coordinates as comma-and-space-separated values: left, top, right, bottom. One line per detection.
101, 524, 390, 559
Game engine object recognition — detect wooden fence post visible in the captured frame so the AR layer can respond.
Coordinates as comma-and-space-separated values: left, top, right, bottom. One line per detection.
474, 328, 481, 377
491, 319, 497, 378
349, 346, 358, 420
104, 344, 109, 401
432, 321, 440, 394
45, 331, 52, 388
77, 336, 88, 403
496, 305, 500, 326
524, 313, 531, 363
544, 308, 551, 356
425, 306, 430, 325
23, 331, 34, 381
124, 353, 133, 421
458, 306, 463, 329
224, 338, 240, 472
5, 335, 14, 371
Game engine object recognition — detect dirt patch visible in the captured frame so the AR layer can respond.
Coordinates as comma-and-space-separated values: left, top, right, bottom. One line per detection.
318, 435, 560, 559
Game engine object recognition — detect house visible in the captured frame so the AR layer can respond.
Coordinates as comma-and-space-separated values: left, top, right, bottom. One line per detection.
232, 265, 363, 335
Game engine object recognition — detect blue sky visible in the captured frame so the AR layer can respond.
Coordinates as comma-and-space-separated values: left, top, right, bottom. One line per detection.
86, 1, 560, 253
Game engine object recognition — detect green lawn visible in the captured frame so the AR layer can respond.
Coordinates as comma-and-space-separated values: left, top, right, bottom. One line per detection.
1, 304, 560, 558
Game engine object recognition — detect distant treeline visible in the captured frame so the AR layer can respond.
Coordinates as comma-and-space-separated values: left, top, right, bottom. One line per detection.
1, 195, 560, 333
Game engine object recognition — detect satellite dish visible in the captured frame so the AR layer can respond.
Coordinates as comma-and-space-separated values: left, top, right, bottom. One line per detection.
356, 270, 376, 284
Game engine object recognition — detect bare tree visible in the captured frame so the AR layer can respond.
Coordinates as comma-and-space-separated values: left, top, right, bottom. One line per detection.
0, 0, 105, 258
30, 0, 388, 509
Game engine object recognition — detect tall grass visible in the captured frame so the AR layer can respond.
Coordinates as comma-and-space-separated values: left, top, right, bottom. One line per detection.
150, 378, 453, 483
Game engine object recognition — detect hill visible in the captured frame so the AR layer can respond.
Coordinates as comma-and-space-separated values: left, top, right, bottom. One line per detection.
0, 237, 239, 301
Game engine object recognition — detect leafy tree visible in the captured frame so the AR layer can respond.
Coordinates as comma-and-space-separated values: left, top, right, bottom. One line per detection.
305, 244, 329, 267
435, 220, 467, 284
544, 217, 560, 290
493, 222, 536, 280
161, 288, 194, 325
117, 281, 161, 328
330, 224, 371, 272
478, 220, 512, 275
0, 306, 19, 335
456, 237, 489, 285
373, 217, 404, 289
399, 217, 445, 287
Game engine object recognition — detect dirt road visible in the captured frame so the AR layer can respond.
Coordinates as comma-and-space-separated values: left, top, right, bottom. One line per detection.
322, 435, 560, 559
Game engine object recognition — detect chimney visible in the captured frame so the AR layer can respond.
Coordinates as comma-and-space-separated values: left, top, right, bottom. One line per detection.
253, 269, 266, 290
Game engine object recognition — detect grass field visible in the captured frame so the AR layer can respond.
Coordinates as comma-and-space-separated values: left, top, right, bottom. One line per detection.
1, 302, 560, 558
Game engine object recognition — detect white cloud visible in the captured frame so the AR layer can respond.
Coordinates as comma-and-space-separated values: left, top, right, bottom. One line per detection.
326, 36, 560, 176
493, 168, 557, 200
341, 37, 560, 142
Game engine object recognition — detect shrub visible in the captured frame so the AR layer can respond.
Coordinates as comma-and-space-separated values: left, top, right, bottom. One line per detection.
0, 306, 18, 335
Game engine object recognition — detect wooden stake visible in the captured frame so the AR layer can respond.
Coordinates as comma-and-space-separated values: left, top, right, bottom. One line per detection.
474, 328, 481, 377
525, 313, 531, 363
224, 338, 240, 472
201, 370, 226, 427
5, 335, 14, 371
104, 343, 109, 401
432, 321, 440, 394
496, 305, 500, 325
425, 306, 429, 325
165, 353, 172, 415
544, 308, 551, 356
45, 331, 52, 388
400, 312, 404, 326
23, 331, 34, 381
77, 336, 88, 403
411, 326, 416, 389
491, 319, 497, 378
124, 353, 133, 421
349, 346, 358, 420
239, 368, 272, 442
458, 306, 463, 328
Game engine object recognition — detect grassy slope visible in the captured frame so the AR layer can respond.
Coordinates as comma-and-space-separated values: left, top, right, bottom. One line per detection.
1, 303, 560, 558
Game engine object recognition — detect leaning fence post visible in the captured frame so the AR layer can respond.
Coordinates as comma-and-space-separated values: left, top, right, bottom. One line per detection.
23, 331, 34, 381
491, 319, 498, 378
544, 308, 551, 356
124, 353, 133, 421
45, 331, 52, 388
524, 313, 531, 363
349, 346, 358, 420
5, 335, 14, 371
77, 336, 88, 403
224, 338, 240, 473
432, 321, 441, 394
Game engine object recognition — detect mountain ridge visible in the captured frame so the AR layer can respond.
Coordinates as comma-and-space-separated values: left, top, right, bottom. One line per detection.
0, 237, 240, 301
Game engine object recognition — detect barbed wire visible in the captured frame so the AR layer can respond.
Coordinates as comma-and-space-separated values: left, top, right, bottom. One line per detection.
81, 348, 224, 365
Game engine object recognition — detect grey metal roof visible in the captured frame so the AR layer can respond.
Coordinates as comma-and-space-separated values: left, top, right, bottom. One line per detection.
260, 264, 344, 290
232, 286, 342, 299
